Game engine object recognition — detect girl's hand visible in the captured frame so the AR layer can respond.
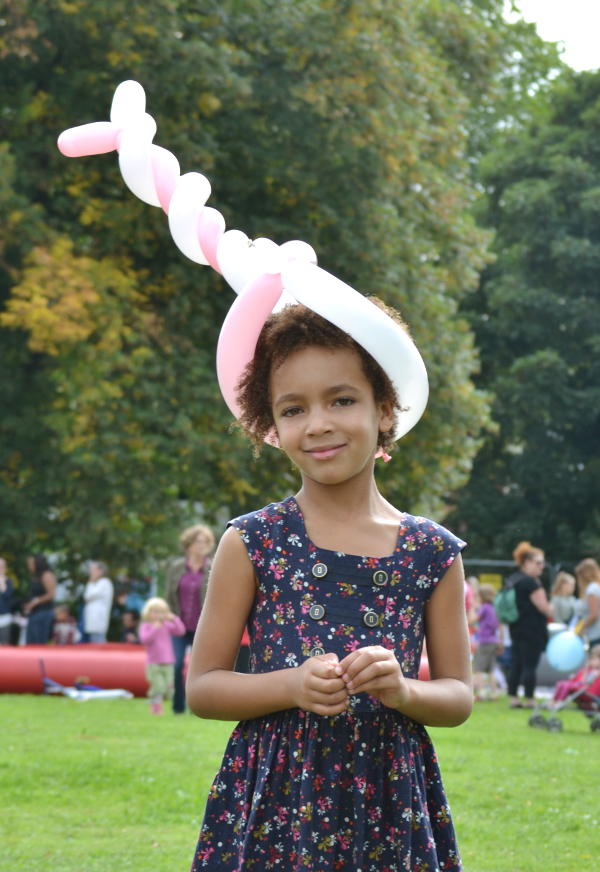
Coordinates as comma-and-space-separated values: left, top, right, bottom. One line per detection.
336, 646, 410, 711
292, 653, 348, 716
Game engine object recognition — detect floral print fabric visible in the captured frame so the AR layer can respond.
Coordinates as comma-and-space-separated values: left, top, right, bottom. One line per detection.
191, 496, 466, 871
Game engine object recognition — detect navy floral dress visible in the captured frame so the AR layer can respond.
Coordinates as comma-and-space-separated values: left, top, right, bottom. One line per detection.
191, 496, 466, 872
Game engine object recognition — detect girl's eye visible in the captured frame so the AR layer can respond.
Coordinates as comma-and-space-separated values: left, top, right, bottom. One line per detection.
281, 406, 303, 417
333, 396, 355, 407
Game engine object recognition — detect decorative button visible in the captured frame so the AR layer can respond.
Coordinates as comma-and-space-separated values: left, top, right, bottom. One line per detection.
372, 570, 388, 587
309, 603, 326, 620
309, 646, 325, 657
363, 610, 379, 628
312, 562, 328, 578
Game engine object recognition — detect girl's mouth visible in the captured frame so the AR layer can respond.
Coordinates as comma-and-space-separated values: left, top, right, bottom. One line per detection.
307, 444, 345, 460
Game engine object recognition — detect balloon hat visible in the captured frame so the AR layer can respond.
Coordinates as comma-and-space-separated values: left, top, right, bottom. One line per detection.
57, 80, 429, 442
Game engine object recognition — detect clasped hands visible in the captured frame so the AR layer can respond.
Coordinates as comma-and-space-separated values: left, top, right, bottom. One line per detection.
294, 647, 409, 716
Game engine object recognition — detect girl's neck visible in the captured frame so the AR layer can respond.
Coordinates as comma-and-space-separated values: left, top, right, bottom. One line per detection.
295, 478, 402, 558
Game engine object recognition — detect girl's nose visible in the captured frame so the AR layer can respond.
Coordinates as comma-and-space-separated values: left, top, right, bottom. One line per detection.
305, 406, 333, 435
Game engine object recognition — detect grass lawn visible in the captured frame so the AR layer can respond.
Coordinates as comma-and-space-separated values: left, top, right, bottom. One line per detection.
1, 693, 598, 871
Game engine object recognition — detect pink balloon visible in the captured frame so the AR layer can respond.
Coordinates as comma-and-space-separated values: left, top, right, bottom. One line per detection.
57, 122, 120, 157
216, 272, 283, 417
150, 146, 180, 213
197, 207, 226, 273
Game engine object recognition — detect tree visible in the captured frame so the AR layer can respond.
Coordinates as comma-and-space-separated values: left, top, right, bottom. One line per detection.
0, 0, 552, 573
449, 70, 600, 563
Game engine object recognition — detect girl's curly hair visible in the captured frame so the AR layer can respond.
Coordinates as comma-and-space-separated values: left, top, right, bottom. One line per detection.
236, 299, 408, 455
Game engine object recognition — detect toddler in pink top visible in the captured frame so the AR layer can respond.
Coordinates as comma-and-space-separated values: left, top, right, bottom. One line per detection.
139, 597, 185, 714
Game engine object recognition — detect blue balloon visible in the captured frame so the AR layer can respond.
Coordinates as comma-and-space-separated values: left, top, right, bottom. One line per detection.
546, 631, 585, 672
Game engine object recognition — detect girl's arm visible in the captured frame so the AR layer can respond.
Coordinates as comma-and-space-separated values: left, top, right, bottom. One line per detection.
185, 527, 348, 720
336, 556, 473, 727
164, 615, 186, 636
139, 621, 162, 644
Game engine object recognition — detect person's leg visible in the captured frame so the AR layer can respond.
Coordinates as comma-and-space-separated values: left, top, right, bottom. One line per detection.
152, 665, 170, 714
26, 610, 54, 644
472, 643, 486, 700
521, 639, 543, 704
507, 637, 524, 704
163, 664, 175, 709
87, 632, 106, 643
172, 630, 193, 713
146, 663, 162, 714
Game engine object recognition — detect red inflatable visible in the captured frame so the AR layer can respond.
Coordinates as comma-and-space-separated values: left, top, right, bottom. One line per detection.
0, 644, 429, 698
0, 643, 148, 697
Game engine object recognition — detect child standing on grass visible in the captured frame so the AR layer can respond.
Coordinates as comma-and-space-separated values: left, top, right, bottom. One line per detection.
472, 584, 501, 701
186, 301, 473, 871
139, 597, 185, 715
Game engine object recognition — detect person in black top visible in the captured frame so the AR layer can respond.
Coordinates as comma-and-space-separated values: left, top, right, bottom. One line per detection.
23, 554, 56, 644
505, 541, 553, 708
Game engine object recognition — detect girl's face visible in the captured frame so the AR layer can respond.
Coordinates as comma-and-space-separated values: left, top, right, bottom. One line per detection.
270, 345, 393, 487
588, 650, 600, 671
148, 605, 168, 622
560, 577, 575, 596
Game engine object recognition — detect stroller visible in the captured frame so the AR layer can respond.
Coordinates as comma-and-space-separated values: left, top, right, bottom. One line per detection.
528, 668, 600, 733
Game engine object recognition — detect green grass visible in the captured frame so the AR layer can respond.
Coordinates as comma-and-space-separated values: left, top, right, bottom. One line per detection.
0, 694, 598, 871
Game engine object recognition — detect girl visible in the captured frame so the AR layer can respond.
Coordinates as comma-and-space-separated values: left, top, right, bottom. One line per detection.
56, 83, 471, 866
472, 583, 501, 701
139, 597, 185, 715
186, 303, 473, 871
550, 570, 578, 627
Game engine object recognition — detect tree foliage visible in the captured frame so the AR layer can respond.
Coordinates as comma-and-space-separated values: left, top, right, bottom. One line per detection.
449, 70, 600, 563
0, 0, 557, 574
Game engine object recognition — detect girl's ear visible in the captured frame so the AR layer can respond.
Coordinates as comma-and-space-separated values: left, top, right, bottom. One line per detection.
265, 425, 280, 449
378, 401, 395, 434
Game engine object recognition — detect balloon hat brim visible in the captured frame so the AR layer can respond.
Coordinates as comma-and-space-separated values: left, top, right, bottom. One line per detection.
57, 80, 429, 442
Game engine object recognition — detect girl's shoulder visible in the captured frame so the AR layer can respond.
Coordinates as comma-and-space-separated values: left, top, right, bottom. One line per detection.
394, 513, 466, 583
227, 497, 298, 564
229, 496, 298, 535
397, 512, 466, 552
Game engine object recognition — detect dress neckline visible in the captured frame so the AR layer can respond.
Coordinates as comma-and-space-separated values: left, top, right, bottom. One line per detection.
285, 495, 404, 562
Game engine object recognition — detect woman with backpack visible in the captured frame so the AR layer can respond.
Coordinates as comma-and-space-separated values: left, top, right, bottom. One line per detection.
504, 541, 553, 708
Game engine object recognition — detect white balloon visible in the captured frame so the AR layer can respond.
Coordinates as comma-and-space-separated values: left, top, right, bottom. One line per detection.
217, 231, 280, 295
279, 239, 318, 265
281, 262, 429, 440
118, 118, 160, 207
167, 172, 212, 264
110, 80, 146, 126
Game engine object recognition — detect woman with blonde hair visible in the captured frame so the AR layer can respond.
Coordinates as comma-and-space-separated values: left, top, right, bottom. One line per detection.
574, 558, 600, 649
505, 541, 553, 708
165, 523, 215, 713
